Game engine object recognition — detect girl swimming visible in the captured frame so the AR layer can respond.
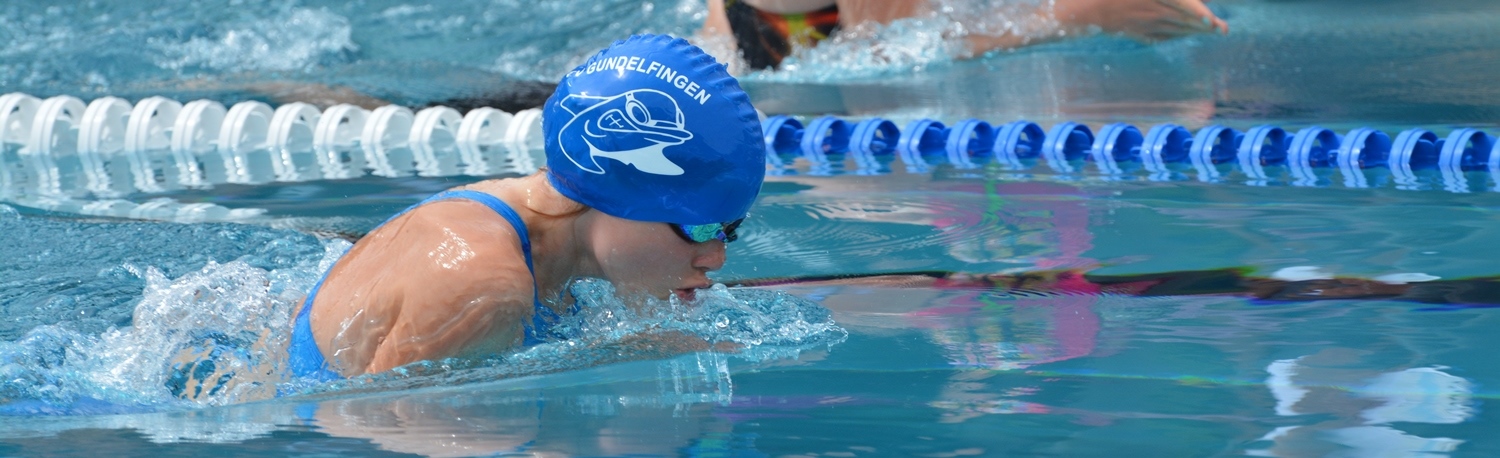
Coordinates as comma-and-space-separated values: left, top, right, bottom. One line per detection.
287, 35, 767, 379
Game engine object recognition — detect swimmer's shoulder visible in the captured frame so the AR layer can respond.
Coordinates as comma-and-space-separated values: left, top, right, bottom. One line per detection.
400, 191, 537, 292
387, 172, 577, 301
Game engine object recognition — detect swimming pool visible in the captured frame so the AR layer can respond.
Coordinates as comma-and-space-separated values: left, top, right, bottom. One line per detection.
3, 0, 1499, 456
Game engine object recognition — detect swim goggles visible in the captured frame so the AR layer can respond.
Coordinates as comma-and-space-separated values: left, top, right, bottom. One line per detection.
669, 218, 744, 244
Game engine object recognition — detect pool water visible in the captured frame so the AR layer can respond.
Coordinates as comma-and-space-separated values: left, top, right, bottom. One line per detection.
4, 0, 1500, 456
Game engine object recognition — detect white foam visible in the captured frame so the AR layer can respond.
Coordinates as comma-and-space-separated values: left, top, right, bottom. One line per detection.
1270, 266, 1335, 282
0, 239, 348, 414
744, 0, 1063, 83
1373, 272, 1441, 284
150, 8, 357, 73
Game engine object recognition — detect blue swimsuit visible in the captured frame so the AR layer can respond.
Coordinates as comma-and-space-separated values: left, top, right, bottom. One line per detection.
287, 190, 571, 381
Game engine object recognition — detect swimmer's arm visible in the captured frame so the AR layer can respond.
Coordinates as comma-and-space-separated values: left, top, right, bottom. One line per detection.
360, 203, 539, 375
363, 290, 528, 374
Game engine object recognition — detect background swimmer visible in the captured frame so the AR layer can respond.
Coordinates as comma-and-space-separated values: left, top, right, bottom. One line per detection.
701, 0, 1230, 70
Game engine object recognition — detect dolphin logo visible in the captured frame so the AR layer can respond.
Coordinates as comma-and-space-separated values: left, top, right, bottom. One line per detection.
555, 89, 693, 175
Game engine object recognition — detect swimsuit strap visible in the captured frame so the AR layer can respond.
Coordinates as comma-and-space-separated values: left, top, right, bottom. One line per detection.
422, 190, 539, 298
418, 191, 557, 345
288, 189, 564, 381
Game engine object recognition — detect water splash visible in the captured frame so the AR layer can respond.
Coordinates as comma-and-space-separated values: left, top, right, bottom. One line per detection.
149, 7, 357, 73
298, 279, 846, 398
0, 3, 362, 90
0, 239, 348, 415
1, 232, 841, 414
484, 0, 704, 81
745, 0, 1064, 83
553, 279, 846, 362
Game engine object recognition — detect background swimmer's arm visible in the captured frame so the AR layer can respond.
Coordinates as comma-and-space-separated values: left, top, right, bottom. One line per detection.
836, 0, 1226, 58
696, 0, 747, 72
1054, 0, 1228, 42
832, 0, 924, 27
701, 0, 733, 40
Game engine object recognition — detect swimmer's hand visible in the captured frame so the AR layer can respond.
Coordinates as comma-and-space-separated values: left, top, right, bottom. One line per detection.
1058, 0, 1229, 42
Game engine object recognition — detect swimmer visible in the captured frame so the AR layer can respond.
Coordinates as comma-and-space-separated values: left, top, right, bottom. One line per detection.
287, 34, 766, 379
701, 0, 1230, 69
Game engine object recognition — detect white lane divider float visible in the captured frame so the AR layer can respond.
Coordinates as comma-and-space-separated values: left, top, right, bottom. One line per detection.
410, 106, 463, 176
0, 91, 548, 221
267, 102, 321, 179
2, 92, 542, 187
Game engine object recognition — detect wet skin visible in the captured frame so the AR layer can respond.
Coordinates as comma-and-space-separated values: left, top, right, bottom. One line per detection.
305, 173, 726, 376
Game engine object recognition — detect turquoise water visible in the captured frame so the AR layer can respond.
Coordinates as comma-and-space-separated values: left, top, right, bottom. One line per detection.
4, 0, 1500, 456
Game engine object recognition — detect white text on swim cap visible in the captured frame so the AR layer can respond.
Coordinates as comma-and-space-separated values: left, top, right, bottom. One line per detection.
577, 56, 712, 106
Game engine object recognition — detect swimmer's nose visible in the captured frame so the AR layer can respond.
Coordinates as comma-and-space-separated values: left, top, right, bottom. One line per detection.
693, 240, 727, 272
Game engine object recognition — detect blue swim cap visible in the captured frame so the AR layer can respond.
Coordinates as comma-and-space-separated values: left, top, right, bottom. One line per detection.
543, 34, 765, 225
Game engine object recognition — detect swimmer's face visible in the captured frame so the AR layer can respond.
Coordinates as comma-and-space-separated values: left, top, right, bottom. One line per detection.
584, 211, 726, 302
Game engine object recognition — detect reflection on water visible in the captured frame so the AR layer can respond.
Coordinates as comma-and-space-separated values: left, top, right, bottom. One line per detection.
1251, 355, 1475, 457
735, 175, 1100, 280
5, 213, 1490, 442
763, 283, 1494, 456
304, 353, 742, 457
732, 169, 1497, 454
0, 352, 749, 456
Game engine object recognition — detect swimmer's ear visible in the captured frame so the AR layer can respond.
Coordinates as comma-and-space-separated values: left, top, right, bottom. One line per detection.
559, 94, 608, 115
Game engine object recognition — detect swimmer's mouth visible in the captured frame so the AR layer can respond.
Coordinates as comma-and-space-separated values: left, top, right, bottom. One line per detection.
674, 285, 709, 302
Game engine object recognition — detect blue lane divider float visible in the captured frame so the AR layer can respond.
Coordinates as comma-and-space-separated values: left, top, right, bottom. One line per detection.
1285, 126, 1340, 186
1089, 123, 1141, 176
1437, 128, 1494, 192
761, 115, 804, 169
1237, 125, 1288, 185
994, 121, 1045, 170
765, 114, 904, 175
1334, 127, 1391, 188
897, 118, 950, 172
1042, 122, 1093, 174
1189, 125, 1240, 182
945, 119, 994, 170
761, 115, 1500, 193
1141, 124, 1192, 179
800, 116, 850, 175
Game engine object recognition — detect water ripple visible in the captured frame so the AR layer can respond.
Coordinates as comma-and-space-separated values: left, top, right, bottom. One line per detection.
732, 190, 1096, 278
